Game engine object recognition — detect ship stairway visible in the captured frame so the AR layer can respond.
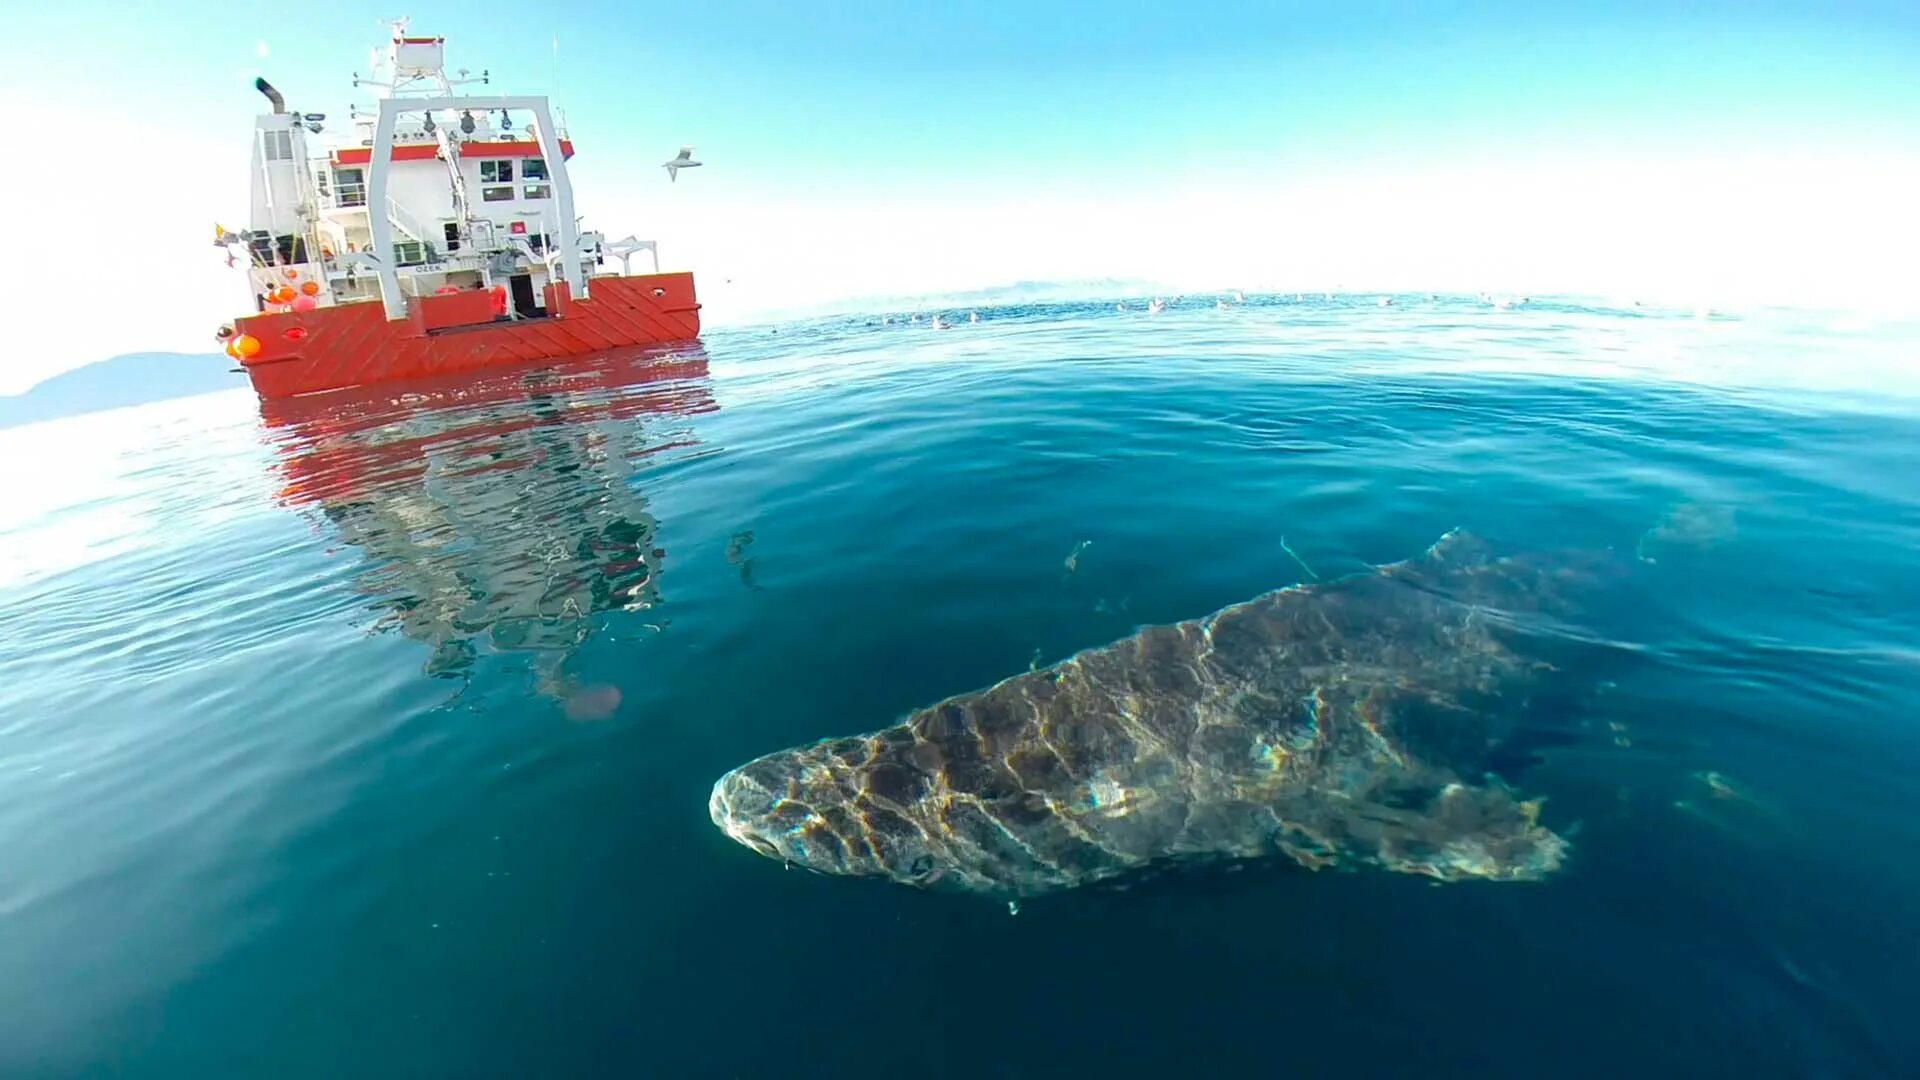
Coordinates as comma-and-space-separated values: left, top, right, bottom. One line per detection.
385, 197, 434, 247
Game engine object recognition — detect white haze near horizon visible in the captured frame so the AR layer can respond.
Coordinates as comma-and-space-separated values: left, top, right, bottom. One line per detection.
4, 101, 1917, 396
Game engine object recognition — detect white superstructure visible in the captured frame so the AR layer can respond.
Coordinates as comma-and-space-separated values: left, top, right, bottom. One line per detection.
226, 23, 655, 322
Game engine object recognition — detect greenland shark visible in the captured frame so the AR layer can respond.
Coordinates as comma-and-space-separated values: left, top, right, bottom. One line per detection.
710, 530, 1613, 899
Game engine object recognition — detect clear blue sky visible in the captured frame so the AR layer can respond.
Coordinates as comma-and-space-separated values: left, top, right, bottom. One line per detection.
22, 2, 1916, 187
3, 2, 1918, 387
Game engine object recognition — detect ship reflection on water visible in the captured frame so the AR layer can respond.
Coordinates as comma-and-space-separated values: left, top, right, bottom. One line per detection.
257, 349, 716, 701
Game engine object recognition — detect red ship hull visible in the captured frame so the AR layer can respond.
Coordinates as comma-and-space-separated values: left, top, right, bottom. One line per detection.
234, 272, 699, 398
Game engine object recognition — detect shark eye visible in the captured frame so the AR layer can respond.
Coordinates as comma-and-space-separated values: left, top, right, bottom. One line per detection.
909, 855, 935, 878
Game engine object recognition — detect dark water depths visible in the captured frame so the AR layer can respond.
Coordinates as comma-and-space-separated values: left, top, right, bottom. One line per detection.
2, 296, 1918, 1077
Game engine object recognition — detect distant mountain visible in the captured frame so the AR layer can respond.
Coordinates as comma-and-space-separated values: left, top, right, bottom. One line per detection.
0, 352, 242, 430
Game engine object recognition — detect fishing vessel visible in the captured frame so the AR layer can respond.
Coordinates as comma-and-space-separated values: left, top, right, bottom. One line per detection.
216, 25, 700, 399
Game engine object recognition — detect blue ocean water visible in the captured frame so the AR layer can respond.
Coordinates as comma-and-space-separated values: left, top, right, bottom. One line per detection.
2, 295, 1918, 1077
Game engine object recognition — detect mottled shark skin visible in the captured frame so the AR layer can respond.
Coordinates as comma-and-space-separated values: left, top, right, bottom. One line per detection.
710, 531, 1606, 899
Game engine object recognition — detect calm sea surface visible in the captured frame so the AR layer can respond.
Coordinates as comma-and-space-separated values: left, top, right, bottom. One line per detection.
2, 296, 1918, 1077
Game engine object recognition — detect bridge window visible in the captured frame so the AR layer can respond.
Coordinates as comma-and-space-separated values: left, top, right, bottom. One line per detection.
392, 240, 430, 267
523, 183, 552, 200
522, 158, 547, 181
333, 167, 366, 207
479, 160, 515, 202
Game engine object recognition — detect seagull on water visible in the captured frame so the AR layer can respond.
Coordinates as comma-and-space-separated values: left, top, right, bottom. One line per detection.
663, 146, 703, 182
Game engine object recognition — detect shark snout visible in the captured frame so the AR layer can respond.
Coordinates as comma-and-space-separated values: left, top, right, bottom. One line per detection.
708, 768, 784, 861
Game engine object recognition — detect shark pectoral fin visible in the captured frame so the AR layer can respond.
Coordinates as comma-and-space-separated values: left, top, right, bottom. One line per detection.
1367, 776, 1559, 880
1297, 772, 1566, 883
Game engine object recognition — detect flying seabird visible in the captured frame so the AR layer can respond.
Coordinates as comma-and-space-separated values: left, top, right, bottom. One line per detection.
663, 146, 703, 182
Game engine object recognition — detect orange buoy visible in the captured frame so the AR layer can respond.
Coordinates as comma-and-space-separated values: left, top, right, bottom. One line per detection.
225, 339, 242, 359
232, 334, 262, 359
299, 281, 320, 297
272, 285, 295, 303
282, 268, 299, 280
